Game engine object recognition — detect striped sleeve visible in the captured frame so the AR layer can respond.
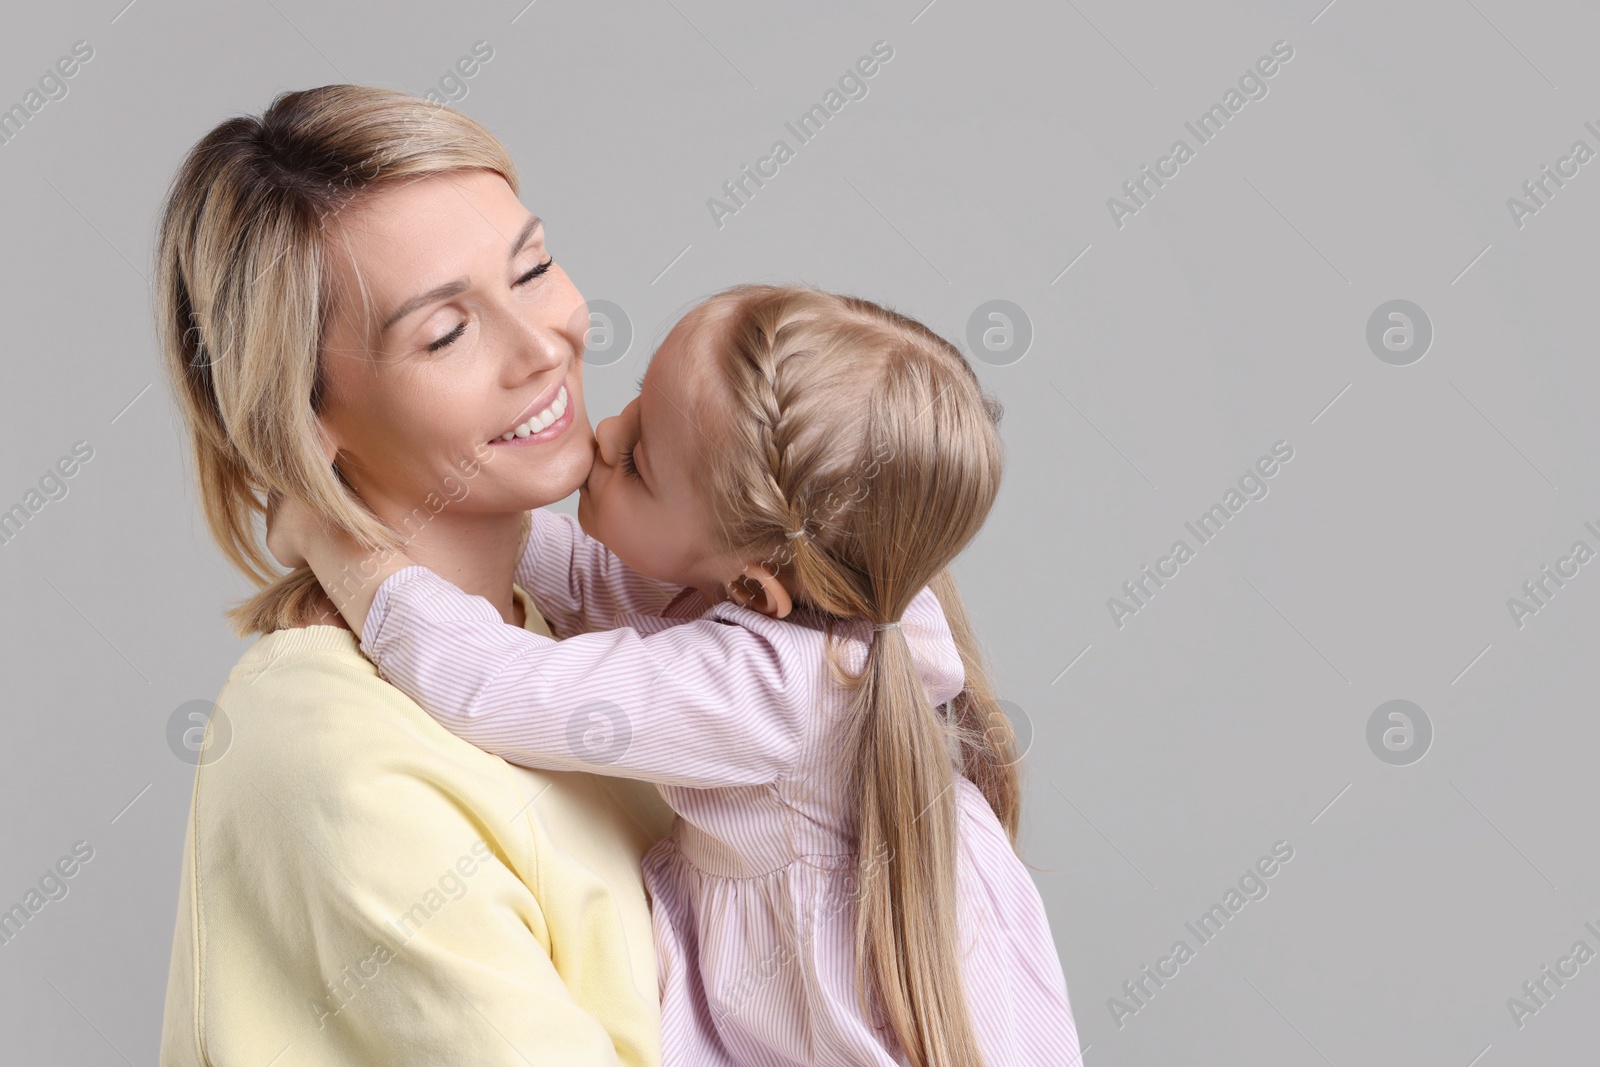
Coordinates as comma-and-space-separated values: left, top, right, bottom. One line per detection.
361, 565, 809, 789
515, 509, 688, 637
899, 585, 966, 707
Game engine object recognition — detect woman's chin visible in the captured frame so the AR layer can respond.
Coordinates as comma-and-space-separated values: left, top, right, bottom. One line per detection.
485, 434, 595, 508
517, 475, 588, 514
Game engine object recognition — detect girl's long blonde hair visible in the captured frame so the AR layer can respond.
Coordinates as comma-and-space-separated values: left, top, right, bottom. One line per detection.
154, 85, 517, 635
690, 285, 1021, 1067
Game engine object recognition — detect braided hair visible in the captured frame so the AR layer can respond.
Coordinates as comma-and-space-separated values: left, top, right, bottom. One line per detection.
683, 285, 1017, 1067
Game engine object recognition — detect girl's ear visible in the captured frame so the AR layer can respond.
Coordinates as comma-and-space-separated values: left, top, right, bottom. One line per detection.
727, 562, 793, 619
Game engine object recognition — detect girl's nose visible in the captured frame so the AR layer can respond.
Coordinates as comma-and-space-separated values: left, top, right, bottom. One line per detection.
593, 414, 624, 467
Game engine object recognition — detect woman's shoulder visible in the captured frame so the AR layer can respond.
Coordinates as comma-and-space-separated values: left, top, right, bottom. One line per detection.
206, 615, 668, 856
205, 626, 525, 835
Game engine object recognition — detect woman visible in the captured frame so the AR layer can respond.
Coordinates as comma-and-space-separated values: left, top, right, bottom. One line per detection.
155, 85, 677, 1065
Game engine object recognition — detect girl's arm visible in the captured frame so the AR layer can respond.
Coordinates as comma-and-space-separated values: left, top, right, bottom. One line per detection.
360, 565, 809, 790
516, 508, 696, 637
267, 497, 693, 638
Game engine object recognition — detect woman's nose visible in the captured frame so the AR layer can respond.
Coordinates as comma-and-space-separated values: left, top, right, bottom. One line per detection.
504, 305, 571, 374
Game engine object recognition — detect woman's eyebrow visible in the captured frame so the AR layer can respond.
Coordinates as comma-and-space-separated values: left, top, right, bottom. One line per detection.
379, 216, 544, 335
380, 279, 469, 334
508, 216, 543, 258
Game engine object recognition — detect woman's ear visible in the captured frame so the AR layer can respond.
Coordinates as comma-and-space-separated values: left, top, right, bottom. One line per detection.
313, 416, 341, 466
726, 562, 793, 619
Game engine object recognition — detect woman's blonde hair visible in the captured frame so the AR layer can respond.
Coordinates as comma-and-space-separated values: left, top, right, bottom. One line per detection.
155, 85, 517, 635
688, 285, 1021, 1067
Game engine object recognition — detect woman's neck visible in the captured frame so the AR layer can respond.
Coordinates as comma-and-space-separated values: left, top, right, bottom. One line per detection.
384, 509, 529, 628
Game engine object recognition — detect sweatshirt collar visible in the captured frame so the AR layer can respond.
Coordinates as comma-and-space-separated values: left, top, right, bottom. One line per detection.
235, 583, 543, 678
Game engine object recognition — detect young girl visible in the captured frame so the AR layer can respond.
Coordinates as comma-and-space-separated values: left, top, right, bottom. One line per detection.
276, 284, 1080, 1066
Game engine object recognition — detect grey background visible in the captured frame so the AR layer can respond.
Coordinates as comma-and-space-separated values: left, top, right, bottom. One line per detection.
1, 0, 1595, 1063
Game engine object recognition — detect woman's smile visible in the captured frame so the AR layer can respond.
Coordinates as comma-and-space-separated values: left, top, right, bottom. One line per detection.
487, 375, 577, 447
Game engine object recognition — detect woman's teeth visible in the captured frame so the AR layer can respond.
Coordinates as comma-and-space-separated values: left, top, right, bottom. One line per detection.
498, 386, 568, 441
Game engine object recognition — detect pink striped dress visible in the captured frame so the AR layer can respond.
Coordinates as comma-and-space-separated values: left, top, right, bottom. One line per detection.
360, 509, 1081, 1066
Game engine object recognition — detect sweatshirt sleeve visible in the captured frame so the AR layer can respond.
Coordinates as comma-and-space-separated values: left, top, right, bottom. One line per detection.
515, 509, 691, 638
361, 565, 809, 789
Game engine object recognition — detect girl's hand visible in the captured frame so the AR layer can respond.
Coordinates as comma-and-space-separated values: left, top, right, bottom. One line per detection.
265, 492, 416, 638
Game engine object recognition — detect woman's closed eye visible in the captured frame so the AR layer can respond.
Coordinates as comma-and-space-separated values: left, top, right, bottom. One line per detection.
425, 257, 556, 352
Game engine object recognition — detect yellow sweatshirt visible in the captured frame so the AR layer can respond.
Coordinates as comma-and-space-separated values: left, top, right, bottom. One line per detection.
159, 586, 676, 1066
